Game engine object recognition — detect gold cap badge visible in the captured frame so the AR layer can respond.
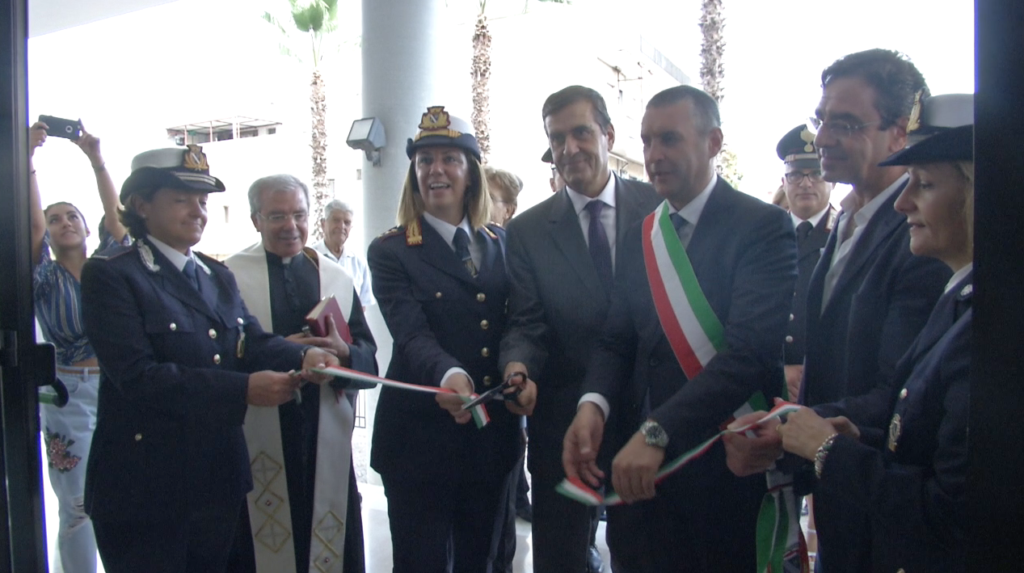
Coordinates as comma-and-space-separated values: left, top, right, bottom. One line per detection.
182, 144, 210, 172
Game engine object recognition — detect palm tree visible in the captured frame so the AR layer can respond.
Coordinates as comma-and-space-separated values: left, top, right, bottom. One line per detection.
471, 0, 568, 165
472, 1, 492, 163
699, 0, 742, 187
263, 0, 339, 240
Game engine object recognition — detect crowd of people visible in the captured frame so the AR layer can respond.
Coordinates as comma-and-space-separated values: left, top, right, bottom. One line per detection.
28, 47, 971, 573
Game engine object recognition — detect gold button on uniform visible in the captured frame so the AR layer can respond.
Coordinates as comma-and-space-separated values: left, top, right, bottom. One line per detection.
480, 320, 489, 330
213, 354, 221, 365
483, 376, 492, 386
208, 329, 217, 339
899, 388, 908, 399
481, 347, 490, 357
789, 314, 795, 321
135, 433, 143, 441
435, 292, 443, 299
169, 323, 177, 331
785, 335, 794, 343
476, 293, 486, 302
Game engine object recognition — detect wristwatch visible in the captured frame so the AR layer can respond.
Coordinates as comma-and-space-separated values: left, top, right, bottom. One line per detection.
639, 419, 669, 449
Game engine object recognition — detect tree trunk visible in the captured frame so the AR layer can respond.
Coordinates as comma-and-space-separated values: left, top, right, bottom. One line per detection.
699, 0, 742, 187
699, 0, 725, 103
471, 12, 492, 163
310, 68, 329, 240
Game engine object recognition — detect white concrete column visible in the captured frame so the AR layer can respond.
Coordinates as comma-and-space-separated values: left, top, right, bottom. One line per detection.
359, 0, 469, 486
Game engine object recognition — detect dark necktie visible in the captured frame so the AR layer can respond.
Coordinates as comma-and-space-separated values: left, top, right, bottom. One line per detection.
585, 200, 613, 296
797, 220, 814, 245
669, 212, 690, 246
183, 258, 201, 292
453, 228, 477, 278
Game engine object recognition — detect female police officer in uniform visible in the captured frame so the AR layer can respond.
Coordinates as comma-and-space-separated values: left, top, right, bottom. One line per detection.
80, 145, 338, 572
367, 108, 535, 573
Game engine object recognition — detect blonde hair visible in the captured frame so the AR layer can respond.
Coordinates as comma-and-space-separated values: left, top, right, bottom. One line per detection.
771, 185, 789, 209
953, 160, 974, 259
397, 151, 492, 230
485, 166, 523, 207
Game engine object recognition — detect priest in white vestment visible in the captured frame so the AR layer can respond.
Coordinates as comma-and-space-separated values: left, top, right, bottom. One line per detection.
225, 175, 377, 573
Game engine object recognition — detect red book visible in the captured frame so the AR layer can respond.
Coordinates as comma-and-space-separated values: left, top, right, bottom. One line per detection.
305, 295, 352, 343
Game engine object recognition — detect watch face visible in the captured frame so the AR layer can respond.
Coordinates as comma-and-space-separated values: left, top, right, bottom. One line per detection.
642, 421, 668, 448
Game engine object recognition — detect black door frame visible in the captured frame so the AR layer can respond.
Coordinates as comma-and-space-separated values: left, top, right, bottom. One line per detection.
1, 0, 1023, 571
1, 0, 49, 570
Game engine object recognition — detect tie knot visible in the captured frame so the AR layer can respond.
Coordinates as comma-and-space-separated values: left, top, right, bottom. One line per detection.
453, 227, 470, 249
797, 220, 814, 241
669, 213, 687, 232
585, 200, 605, 217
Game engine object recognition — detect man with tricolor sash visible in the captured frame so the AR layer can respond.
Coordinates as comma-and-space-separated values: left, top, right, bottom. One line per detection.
562, 85, 798, 572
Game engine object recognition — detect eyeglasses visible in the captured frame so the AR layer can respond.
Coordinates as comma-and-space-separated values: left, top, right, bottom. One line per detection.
258, 211, 308, 224
784, 171, 825, 184
807, 117, 880, 139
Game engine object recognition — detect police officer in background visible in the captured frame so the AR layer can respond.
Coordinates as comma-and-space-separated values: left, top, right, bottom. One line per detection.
80, 146, 339, 572
776, 125, 836, 400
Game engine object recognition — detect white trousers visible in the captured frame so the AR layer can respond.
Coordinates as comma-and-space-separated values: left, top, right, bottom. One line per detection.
41, 366, 100, 573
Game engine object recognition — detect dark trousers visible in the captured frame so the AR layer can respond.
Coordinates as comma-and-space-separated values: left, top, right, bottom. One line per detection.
604, 468, 762, 573
531, 469, 596, 573
93, 504, 241, 573
491, 458, 524, 572
382, 473, 506, 573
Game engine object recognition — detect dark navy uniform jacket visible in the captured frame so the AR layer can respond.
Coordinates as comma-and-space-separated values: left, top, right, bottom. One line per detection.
785, 206, 835, 366
367, 218, 519, 484
814, 271, 971, 573
80, 240, 306, 523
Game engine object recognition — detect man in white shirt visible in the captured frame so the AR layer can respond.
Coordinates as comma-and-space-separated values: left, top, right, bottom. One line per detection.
312, 200, 375, 309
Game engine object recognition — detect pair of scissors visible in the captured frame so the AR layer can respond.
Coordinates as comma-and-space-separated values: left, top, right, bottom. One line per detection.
460, 372, 526, 410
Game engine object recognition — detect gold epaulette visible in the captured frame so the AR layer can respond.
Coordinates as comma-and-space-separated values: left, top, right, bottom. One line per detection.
405, 219, 423, 246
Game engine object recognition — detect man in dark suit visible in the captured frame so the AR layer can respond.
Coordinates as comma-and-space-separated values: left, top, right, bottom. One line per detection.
80, 146, 338, 572
723, 49, 952, 571
562, 85, 797, 572
500, 85, 660, 573
775, 125, 836, 400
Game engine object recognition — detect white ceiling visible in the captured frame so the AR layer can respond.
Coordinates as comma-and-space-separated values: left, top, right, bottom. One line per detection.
28, 0, 179, 38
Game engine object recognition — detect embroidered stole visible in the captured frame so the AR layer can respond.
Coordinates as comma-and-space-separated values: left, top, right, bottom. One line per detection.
226, 244, 355, 573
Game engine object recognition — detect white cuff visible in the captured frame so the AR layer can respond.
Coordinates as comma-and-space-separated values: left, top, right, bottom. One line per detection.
578, 393, 610, 421
440, 367, 474, 392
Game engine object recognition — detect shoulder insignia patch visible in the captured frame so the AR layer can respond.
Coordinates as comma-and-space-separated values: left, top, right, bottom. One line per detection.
378, 226, 404, 239
91, 244, 131, 261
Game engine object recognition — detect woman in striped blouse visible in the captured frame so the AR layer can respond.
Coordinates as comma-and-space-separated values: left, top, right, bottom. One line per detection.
29, 121, 127, 573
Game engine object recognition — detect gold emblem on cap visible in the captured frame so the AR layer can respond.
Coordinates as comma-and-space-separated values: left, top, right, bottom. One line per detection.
907, 90, 923, 134
800, 127, 816, 153
414, 106, 463, 142
183, 144, 210, 172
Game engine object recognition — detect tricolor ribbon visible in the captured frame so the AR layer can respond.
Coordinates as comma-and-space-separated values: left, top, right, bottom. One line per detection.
311, 365, 491, 428
555, 400, 802, 506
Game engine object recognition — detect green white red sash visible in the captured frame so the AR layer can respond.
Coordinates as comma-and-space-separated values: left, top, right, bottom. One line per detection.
556, 202, 808, 573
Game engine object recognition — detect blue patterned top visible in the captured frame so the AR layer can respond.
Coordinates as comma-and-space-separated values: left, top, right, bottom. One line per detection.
33, 232, 129, 366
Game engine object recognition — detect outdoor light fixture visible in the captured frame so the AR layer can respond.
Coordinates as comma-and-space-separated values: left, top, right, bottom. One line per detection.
346, 117, 386, 166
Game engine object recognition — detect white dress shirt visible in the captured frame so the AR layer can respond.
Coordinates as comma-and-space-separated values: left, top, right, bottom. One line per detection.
821, 173, 908, 312
311, 240, 376, 308
566, 171, 618, 270
579, 174, 719, 421
790, 204, 831, 232
146, 235, 209, 275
